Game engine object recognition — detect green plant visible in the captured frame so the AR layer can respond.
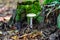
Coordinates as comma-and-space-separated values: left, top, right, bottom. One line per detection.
15, 0, 41, 23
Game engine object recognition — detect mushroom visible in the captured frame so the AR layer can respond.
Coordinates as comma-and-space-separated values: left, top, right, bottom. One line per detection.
27, 13, 36, 28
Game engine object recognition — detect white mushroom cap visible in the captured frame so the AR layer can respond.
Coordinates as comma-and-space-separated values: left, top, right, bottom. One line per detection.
27, 13, 36, 17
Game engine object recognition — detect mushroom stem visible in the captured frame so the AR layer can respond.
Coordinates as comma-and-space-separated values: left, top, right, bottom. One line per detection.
30, 17, 33, 28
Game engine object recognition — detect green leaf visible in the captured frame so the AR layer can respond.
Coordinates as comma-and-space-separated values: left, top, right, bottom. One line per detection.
41, 0, 54, 5
57, 14, 60, 29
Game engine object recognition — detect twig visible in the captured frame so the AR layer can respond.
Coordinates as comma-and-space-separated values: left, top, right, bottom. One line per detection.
46, 7, 58, 18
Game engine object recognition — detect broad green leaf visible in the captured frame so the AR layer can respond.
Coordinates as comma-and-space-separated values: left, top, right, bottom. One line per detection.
57, 14, 60, 29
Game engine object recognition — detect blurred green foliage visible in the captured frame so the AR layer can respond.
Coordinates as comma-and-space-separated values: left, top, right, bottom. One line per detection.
43, 0, 54, 5
15, 0, 60, 23
15, 0, 41, 23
